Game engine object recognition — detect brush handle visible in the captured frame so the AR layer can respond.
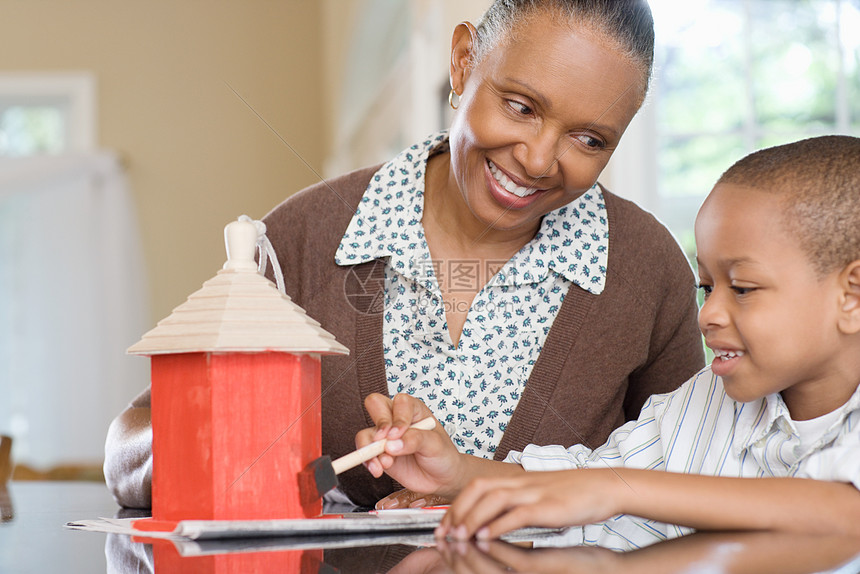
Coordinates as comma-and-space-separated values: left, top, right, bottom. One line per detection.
330, 417, 437, 475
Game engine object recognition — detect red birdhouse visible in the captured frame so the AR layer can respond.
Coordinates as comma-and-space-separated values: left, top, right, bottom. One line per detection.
127, 218, 348, 523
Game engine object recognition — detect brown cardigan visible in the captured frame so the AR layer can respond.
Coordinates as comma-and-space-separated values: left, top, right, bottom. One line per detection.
104, 165, 704, 509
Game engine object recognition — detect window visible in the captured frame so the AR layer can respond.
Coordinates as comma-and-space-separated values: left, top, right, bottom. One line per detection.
0, 73, 96, 157
609, 0, 860, 259
0, 73, 149, 472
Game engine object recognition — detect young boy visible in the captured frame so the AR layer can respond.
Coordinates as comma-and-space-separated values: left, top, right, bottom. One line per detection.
357, 135, 860, 549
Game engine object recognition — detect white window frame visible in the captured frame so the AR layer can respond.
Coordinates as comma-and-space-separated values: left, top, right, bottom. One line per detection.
0, 72, 97, 154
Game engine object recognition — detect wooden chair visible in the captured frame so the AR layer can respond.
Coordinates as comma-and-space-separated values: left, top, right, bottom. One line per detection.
11, 462, 104, 482
0, 435, 13, 521
0, 435, 12, 484
0, 435, 103, 482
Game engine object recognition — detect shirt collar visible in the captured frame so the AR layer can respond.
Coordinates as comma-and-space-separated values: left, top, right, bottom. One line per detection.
335, 131, 609, 295
732, 379, 860, 457
492, 190, 609, 294
334, 133, 444, 270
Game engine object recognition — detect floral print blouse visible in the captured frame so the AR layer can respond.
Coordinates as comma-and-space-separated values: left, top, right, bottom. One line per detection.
335, 132, 609, 458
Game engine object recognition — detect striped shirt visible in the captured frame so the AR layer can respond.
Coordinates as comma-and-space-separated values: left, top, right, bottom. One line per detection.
508, 366, 860, 550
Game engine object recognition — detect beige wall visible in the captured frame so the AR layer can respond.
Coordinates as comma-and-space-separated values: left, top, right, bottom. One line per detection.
0, 1, 497, 324
0, 1, 325, 322
320, 0, 490, 176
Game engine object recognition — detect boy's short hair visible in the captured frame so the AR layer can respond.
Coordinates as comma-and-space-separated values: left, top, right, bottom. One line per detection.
717, 135, 860, 276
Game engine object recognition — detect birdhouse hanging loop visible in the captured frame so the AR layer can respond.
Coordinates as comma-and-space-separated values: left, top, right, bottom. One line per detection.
225, 214, 286, 295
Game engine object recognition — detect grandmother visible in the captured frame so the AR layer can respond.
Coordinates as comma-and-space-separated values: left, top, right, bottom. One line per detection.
105, 0, 704, 509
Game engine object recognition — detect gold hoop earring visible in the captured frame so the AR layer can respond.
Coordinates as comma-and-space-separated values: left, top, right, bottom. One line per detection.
448, 89, 460, 110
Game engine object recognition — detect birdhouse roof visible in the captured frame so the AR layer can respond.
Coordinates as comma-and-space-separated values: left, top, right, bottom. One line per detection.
128, 218, 349, 356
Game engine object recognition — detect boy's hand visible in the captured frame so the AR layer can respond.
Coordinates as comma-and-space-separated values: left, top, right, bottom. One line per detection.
437, 538, 619, 574
356, 393, 467, 499
438, 468, 626, 540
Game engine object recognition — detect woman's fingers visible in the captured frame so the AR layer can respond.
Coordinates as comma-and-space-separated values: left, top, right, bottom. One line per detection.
375, 488, 450, 511
376, 488, 429, 510
408, 493, 449, 508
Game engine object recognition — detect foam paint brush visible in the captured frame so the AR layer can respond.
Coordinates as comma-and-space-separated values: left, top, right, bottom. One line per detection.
299, 417, 437, 506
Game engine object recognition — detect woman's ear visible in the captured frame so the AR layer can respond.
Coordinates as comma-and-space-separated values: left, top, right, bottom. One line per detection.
837, 260, 860, 334
449, 22, 478, 96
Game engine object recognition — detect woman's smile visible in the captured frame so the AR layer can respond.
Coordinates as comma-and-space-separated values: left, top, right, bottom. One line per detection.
488, 160, 544, 198
486, 160, 548, 210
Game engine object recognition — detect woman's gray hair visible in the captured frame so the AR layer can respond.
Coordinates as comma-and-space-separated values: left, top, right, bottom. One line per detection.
473, 0, 655, 91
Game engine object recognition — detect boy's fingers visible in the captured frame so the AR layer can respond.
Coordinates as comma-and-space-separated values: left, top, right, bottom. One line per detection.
363, 457, 383, 478
389, 393, 433, 439
455, 489, 516, 539
364, 392, 394, 421
444, 477, 501, 533
386, 421, 443, 458
478, 504, 539, 540
356, 424, 385, 477
355, 425, 377, 445
448, 480, 541, 539
364, 393, 395, 439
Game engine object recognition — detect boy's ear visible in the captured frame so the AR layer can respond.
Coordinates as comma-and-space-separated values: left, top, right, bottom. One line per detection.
837, 260, 860, 335
449, 22, 478, 98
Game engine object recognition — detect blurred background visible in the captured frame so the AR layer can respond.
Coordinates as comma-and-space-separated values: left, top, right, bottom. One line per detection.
0, 0, 858, 478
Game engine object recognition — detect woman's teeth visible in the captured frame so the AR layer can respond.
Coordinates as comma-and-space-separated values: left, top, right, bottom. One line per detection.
713, 349, 745, 360
489, 161, 538, 198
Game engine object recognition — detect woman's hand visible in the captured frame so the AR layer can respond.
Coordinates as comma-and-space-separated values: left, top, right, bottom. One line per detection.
375, 488, 450, 510
437, 468, 626, 540
357, 393, 470, 500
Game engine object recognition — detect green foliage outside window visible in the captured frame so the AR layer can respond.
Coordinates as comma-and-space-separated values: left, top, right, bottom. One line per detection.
0, 106, 65, 157
650, 0, 860, 266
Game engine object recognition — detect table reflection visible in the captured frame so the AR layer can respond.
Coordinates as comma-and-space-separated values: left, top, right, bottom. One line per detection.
435, 532, 860, 574
105, 526, 860, 574
2, 481, 858, 574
